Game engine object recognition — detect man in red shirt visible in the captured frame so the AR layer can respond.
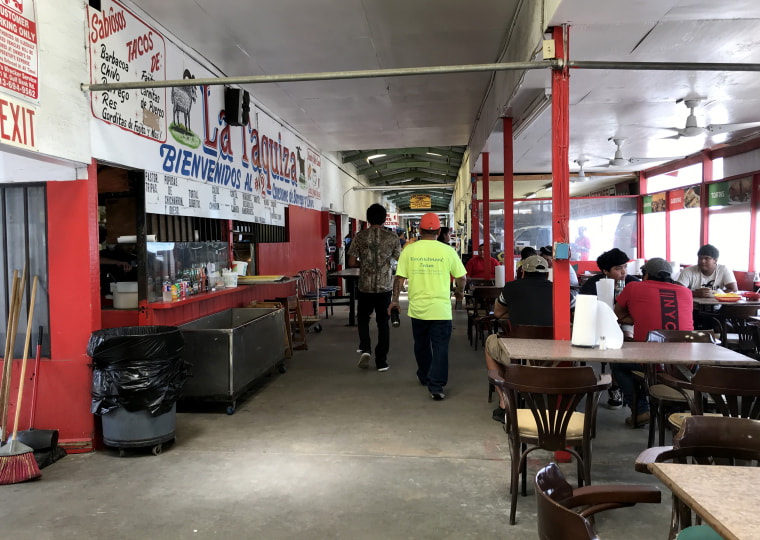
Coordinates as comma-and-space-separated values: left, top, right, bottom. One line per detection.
611, 257, 694, 426
464, 243, 500, 280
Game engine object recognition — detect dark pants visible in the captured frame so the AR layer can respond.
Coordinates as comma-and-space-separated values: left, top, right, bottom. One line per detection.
357, 290, 392, 368
611, 362, 649, 414
411, 318, 452, 394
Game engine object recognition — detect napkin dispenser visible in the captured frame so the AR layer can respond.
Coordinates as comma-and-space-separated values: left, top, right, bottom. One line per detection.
571, 294, 624, 349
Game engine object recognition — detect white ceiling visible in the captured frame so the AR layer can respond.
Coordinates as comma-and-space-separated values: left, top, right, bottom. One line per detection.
129, 0, 760, 200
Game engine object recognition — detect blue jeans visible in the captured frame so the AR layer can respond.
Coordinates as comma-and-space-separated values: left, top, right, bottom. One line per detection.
357, 290, 392, 368
611, 362, 649, 414
411, 318, 452, 394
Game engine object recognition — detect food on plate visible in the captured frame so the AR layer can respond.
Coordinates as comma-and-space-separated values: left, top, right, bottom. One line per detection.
684, 187, 700, 208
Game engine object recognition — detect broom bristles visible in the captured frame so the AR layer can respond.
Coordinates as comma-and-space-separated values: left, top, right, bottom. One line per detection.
0, 451, 41, 485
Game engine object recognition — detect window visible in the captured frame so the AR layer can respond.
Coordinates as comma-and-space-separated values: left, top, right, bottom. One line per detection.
1, 185, 50, 357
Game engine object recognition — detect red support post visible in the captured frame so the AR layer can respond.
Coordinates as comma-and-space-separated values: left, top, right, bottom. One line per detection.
551, 25, 571, 340
482, 152, 491, 280
471, 174, 479, 253
503, 117, 514, 282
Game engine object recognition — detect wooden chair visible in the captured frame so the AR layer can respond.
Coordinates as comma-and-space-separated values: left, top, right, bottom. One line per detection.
489, 364, 611, 524
667, 364, 760, 433
632, 330, 716, 447
467, 286, 501, 350
249, 300, 292, 358
275, 294, 308, 351
488, 322, 554, 404
535, 462, 661, 540
635, 416, 760, 539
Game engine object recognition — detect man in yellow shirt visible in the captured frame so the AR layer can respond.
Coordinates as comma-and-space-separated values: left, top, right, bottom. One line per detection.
390, 213, 467, 400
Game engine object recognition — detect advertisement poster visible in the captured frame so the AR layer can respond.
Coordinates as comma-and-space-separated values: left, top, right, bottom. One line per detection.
87, 0, 321, 226
650, 192, 666, 212
0, 0, 38, 101
709, 178, 751, 207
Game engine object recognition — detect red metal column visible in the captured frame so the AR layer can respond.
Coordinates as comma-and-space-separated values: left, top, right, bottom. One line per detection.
701, 150, 712, 245
482, 152, 492, 280
551, 25, 571, 340
750, 173, 759, 271
638, 172, 646, 259
471, 174, 479, 253
503, 117, 514, 281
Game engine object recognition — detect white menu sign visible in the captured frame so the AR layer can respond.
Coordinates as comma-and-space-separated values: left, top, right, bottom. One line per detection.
145, 170, 285, 226
87, 0, 167, 141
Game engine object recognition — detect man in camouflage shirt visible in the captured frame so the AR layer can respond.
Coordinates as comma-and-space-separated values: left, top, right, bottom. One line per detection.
347, 203, 401, 371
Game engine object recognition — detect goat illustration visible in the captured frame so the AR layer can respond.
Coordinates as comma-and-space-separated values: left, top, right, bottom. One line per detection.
171, 69, 197, 132
296, 146, 306, 185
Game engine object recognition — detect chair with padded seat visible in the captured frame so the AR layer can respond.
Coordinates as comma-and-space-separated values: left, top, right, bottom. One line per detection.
635, 415, 760, 539
489, 364, 611, 525
631, 330, 716, 447
666, 364, 760, 434
535, 462, 661, 540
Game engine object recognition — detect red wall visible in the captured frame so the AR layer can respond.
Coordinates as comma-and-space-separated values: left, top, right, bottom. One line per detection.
258, 205, 325, 277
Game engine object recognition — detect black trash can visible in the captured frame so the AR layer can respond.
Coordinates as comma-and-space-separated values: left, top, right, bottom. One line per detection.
89, 326, 186, 456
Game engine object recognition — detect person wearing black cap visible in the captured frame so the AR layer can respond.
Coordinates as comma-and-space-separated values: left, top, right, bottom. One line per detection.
579, 248, 640, 296
391, 212, 467, 401
677, 244, 737, 297
611, 257, 694, 426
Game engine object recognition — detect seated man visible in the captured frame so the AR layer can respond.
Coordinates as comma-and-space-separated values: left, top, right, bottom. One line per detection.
579, 247, 639, 296
612, 257, 694, 426
514, 246, 536, 280
465, 243, 500, 280
677, 243, 737, 297
484, 255, 553, 422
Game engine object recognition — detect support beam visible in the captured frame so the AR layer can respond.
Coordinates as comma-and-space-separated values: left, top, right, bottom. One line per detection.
503, 117, 514, 282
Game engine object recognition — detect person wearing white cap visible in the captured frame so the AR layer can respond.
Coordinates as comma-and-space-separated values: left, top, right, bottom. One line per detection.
391, 212, 467, 400
611, 257, 694, 426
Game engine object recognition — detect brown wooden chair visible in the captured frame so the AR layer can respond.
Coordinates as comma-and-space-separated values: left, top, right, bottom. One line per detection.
632, 330, 716, 447
490, 364, 611, 524
467, 286, 501, 350
488, 323, 554, 404
635, 415, 760, 539
275, 294, 308, 351
535, 462, 661, 540
667, 364, 760, 433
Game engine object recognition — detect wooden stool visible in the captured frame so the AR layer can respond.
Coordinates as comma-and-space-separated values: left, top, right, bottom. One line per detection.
276, 295, 308, 351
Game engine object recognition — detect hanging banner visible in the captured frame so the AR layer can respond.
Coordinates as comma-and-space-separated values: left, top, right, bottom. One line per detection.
708, 181, 730, 207
88, 0, 321, 226
651, 192, 666, 212
0, 0, 38, 101
683, 185, 700, 208
642, 195, 652, 214
669, 189, 684, 211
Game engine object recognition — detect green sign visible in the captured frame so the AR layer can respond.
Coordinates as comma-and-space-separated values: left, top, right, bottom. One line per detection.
642, 195, 653, 214
708, 181, 730, 207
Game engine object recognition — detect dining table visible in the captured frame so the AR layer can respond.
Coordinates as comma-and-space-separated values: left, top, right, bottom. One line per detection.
648, 462, 760, 540
327, 267, 361, 326
498, 338, 758, 366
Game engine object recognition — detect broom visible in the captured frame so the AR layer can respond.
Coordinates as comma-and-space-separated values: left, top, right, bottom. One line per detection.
0, 270, 22, 442
0, 275, 41, 484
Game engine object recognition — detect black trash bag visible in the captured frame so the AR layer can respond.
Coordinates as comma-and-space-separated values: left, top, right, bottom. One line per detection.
89, 326, 187, 417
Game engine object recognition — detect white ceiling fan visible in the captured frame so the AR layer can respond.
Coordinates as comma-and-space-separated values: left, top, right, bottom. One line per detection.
660, 98, 760, 139
571, 157, 588, 181
592, 138, 683, 168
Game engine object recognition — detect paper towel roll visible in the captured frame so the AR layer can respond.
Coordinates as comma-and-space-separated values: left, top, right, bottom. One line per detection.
596, 278, 615, 310
571, 295, 598, 347
494, 265, 506, 288
596, 301, 624, 349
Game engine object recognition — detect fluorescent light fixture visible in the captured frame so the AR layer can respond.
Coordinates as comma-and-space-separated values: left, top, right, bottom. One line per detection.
543, 183, 552, 192
426, 152, 442, 157
512, 89, 552, 140
352, 184, 455, 191
366, 153, 386, 162
398, 212, 448, 217
525, 192, 538, 199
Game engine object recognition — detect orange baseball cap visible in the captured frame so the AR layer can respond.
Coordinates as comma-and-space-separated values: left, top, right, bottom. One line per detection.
420, 212, 441, 231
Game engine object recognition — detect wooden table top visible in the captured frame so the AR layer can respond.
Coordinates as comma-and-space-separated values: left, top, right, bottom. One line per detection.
648, 463, 760, 540
693, 296, 760, 307
498, 338, 757, 365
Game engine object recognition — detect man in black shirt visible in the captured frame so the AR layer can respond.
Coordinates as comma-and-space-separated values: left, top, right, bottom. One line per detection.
484, 255, 552, 421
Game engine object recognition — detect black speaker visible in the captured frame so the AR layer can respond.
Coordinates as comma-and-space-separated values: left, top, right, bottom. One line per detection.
224, 87, 250, 126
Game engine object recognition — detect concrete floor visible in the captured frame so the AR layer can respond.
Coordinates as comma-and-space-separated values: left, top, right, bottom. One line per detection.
0, 299, 673, 539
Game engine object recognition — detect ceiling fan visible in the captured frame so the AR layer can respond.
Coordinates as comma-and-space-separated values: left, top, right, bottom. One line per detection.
571, 158, 588, 181
660, 98, 760, 139
592, 138, 683, 168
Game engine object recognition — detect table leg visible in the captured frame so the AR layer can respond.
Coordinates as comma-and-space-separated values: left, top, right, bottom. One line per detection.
347, 278, 356, 326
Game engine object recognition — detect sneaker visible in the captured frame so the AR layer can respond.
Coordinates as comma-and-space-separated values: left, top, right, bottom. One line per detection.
377, 364, 390, 372
430, 392, 446, 401
357, 352, 370, 369
607, 386, 623, 409
625, 411, 650, 426
492, 406, 506, 423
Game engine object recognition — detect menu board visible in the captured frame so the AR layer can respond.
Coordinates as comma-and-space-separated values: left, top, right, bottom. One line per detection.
144, 170, 285, 226
0, 0, 38, 101
87, 0, 167, 142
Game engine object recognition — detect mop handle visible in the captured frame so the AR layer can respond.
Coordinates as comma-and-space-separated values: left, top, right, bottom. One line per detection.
28, 326, 42, 430
11, 276, 37, 442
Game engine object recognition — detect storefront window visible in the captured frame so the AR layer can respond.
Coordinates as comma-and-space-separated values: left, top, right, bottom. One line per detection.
669, 208, 701, 267
1, 185, 49, 357
707, 177, 752, 271
647, 162, 703, 192
643, 212, 667, 259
